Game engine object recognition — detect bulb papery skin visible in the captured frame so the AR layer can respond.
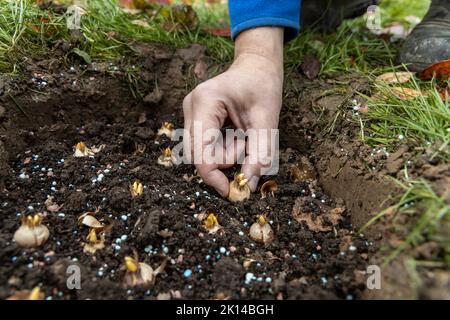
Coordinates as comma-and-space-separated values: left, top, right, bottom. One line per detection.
13, 224, 50, 248
228, 180, 251, 202
249, 221, 274, 245
124, 263, 155, 288
157, 155, 174, 167
157, 127, 174, 139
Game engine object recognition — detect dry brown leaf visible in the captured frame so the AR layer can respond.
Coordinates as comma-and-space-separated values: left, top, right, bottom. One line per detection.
419, 59, 450, 80
292, 198, 344, 232
194, 60, 208, 81
45, 196, 62, 212
204, 27, 231, 37
391, 87, 426, 100
375, 71, 414, 85
289, 157, 316, 182
157, 229, 174, 238
300, 55, 321, 80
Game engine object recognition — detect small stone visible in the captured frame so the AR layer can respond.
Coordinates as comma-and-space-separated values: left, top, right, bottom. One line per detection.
245, 273, 254, 284
183, 269, 193, 278
19, 173, 29, 179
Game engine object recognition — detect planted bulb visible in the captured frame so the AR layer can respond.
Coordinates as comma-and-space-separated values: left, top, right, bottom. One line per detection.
228, 173, 251, 202
83, 228, 105, 254
7, 287, 44, 300
157, 147, 174, 167
203, 213, 221, 234
130, 180, 143, 197
13, 214, 50, 248
249, 215, 274, 245
123, 256, 167, 288
73, 141, 104, 157
157, 122, 175, 139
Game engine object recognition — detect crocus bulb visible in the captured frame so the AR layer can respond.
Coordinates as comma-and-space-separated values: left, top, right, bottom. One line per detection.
29, 287, 41, 300
123, 256, 167, 288
74, 141, 91, 157
130, 180, 143, 197
157, 147, 174, 167
157, 122, 175, 139
73, 141, 104, 157
83, 228, 105, 254
249, 215, 274, 245
203, 213, 221, 234
7, 287, 44, 300
228, 173, 251, 202
13, 214, 50, 248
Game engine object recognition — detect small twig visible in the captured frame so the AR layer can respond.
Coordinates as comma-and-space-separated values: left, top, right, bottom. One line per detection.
8, 93, 31, 121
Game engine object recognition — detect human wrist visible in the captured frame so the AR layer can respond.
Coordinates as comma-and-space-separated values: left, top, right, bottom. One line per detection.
234, 27, 284, 70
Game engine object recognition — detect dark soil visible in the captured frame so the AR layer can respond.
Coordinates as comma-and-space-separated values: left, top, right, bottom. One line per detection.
1, 43, 444, 300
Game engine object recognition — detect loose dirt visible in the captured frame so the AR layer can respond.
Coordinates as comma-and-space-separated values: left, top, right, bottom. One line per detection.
0, 43, 446, 300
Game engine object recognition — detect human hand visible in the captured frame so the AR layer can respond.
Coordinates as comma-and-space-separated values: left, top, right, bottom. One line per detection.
183, 27, 284, 196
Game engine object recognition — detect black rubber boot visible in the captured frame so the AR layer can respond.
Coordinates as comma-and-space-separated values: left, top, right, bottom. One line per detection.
398, 0, 450, 72
301, 0, 379, 33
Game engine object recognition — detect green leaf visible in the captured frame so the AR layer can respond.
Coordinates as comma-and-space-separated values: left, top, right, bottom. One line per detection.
72, 48, 92, 64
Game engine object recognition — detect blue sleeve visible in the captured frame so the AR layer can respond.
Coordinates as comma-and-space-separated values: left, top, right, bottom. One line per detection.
229, 0, 301, 41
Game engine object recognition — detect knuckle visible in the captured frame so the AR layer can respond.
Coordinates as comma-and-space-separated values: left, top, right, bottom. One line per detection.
191, 81, 219, 102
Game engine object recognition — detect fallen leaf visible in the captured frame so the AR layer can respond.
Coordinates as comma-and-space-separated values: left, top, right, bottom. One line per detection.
419, 59, 450, 81
131, 19, 152, 29
300, 55, 321, 80
157, 229, 174, 238
194, 60, 208, 80
404, 15, 421, 26
391, 87, 426, 100
204, 27, 230, 37
72, 48, 91, 64
289, 157, 316, 182
45, 196, 62, 212
376, 71, 414, 85
160, 4, 199, 31
370, 22, 411, 40
118, 0, 135, 8
292, 198, 344, 232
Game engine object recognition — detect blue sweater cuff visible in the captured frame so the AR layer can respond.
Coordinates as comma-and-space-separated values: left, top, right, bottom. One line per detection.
229, 0, 301, 41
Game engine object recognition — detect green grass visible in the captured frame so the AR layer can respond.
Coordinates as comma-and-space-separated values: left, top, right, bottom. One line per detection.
380, 0, 430, 25
360, 178, 450, 267
0, 0, 419, 76
361, 76, 450, 156
0, 0, 234, 73
286, 21, 394, 76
